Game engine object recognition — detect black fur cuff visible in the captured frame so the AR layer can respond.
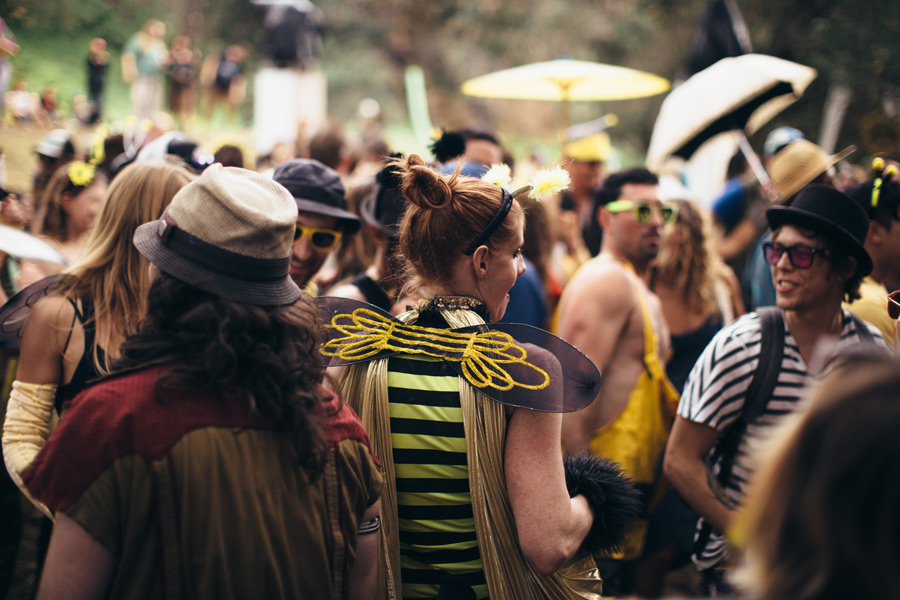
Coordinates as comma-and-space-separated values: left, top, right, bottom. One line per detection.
564, 452, 641, 556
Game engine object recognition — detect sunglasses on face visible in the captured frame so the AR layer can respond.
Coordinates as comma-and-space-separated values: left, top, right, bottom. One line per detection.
293, 224, 342, 252
889, 289, 900, 320
762, 241, 830, 269
605, 200, 678, 224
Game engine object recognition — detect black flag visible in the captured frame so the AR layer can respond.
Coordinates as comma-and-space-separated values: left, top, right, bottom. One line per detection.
682, 0, 752, 80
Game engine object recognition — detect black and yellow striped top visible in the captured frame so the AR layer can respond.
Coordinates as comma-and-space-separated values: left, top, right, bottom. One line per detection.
388, 353, 488, 599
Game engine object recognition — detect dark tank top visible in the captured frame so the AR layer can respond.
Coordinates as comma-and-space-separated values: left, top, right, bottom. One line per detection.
56, 297, 106, 413
665, 315, 722, 394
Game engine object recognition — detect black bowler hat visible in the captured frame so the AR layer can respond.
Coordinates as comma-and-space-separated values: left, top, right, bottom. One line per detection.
360, 159, 407, 237
766, 185, 873, 277
273, 159, 361, 234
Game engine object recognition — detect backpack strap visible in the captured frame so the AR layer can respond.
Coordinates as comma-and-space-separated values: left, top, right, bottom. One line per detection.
740, 307, 785, 424
693, 307, 784, 558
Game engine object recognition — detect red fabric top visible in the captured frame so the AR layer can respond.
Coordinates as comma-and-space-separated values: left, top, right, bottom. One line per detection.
22, 363, 376, 512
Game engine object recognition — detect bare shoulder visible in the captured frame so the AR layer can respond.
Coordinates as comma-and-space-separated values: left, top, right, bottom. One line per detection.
562, 258, 636, 314
17, 294, 78, 383
28, 294, 76, 331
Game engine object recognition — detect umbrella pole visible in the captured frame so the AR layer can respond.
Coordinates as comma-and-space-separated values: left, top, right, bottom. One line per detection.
732, 130, 772, 187
559, 86, 571, 150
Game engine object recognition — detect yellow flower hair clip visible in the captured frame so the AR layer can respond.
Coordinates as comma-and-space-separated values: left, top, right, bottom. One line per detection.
481, 163, 571, 201
481, 164, 513, 189
527, 166, 571, 200
89, 125, 108, 167
68, 161, 96, 188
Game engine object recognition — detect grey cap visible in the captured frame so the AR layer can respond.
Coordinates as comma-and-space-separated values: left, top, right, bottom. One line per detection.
273, 158, 361, 234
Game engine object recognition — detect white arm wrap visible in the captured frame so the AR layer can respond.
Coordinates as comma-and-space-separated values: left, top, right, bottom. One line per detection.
3, 380, 57, 518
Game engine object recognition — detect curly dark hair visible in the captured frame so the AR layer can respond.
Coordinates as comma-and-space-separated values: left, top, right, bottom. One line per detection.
114, 271, 328, 475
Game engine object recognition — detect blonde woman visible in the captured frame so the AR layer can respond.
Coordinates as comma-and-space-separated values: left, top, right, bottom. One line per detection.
3, 160, 195, 508
736, 354, 900, 600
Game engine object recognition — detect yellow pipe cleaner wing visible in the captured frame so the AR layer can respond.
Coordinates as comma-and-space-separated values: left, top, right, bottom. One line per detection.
317, 297, 602, 413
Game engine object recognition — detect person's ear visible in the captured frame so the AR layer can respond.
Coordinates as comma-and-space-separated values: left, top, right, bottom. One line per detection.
60, 192, 74, 212
599, 205, 616, 230
470, 245, 490, 279
834, 256, 857, 281
868, 221, 885, 246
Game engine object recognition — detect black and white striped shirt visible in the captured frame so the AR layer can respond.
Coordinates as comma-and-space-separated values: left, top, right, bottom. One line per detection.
677, 309, 885, 569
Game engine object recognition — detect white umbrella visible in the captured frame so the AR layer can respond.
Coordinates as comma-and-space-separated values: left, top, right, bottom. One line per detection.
646, 54, 817, 179
0, 225, 66, 264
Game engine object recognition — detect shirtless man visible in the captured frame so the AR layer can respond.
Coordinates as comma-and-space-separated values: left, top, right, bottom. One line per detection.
556, 167, 679, 596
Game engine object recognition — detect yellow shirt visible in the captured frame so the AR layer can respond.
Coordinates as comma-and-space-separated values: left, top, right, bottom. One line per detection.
845, 276, 896, 349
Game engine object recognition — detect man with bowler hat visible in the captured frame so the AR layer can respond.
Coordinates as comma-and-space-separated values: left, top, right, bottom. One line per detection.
665, 185, 888, 595
273, 158, 361, 295
21, 165, 383, 599
329, 158, 406, 312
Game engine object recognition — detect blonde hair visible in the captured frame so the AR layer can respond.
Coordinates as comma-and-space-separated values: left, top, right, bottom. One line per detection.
397, 154, 523, 294
58, 161, 195, 373
654, 198, 720, 316
735, 355, 900, 600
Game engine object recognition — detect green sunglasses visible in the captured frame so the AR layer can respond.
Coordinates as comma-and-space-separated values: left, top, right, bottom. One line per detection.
605, 200, 678, 224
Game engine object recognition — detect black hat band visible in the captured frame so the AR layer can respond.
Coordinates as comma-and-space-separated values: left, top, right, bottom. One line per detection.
157, 216, 290, 283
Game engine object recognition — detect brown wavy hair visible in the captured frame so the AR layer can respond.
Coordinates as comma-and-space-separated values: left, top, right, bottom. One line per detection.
114, 271, 328, 475
395, 154, 523, 293
58, 160, 195, 373
736, 354, 900, 600
654, 198, 720, 316
37, 162, 108, 243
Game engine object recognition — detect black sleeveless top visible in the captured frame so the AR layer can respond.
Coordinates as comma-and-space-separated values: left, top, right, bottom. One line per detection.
56, 297, 106, 413
350, 273, 394, 312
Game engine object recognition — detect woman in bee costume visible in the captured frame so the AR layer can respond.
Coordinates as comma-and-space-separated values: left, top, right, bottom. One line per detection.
319, 155, 640, 600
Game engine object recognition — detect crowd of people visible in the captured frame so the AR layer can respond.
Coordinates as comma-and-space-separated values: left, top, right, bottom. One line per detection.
1, 29, 900, 600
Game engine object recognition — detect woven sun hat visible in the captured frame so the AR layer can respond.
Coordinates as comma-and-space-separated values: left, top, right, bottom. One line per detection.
768, 139, 855, 202
133, 163, 301, 305
273, 158, 361, 234
563, 132, 611, 163
766, 184, 873, 278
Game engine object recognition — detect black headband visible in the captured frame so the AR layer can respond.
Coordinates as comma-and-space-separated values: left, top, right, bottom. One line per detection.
463, 188, 513, 255
158, 215, 291, 282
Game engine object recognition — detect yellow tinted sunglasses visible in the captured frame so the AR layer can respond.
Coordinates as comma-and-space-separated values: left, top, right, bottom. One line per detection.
606, 200, 678, 224
293, 225, 342, 252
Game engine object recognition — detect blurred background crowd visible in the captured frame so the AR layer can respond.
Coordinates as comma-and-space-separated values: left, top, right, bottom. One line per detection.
1, 0, 900, 598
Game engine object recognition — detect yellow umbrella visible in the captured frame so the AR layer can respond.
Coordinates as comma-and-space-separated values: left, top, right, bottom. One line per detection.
461, 58, 670, 132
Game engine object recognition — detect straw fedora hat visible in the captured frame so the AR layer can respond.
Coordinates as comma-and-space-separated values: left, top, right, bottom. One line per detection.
133, 164, 301, 305
768, 139, 855, 201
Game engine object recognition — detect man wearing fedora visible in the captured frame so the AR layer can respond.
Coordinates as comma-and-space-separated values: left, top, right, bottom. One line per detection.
743, 138, 855, 309
329, 159, 406, 312
20, 165, 383, 599
665, 185, 887, 594
273, 158, 361, 295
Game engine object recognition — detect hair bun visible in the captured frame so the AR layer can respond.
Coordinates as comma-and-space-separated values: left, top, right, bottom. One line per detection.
401, 155, 453, 210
